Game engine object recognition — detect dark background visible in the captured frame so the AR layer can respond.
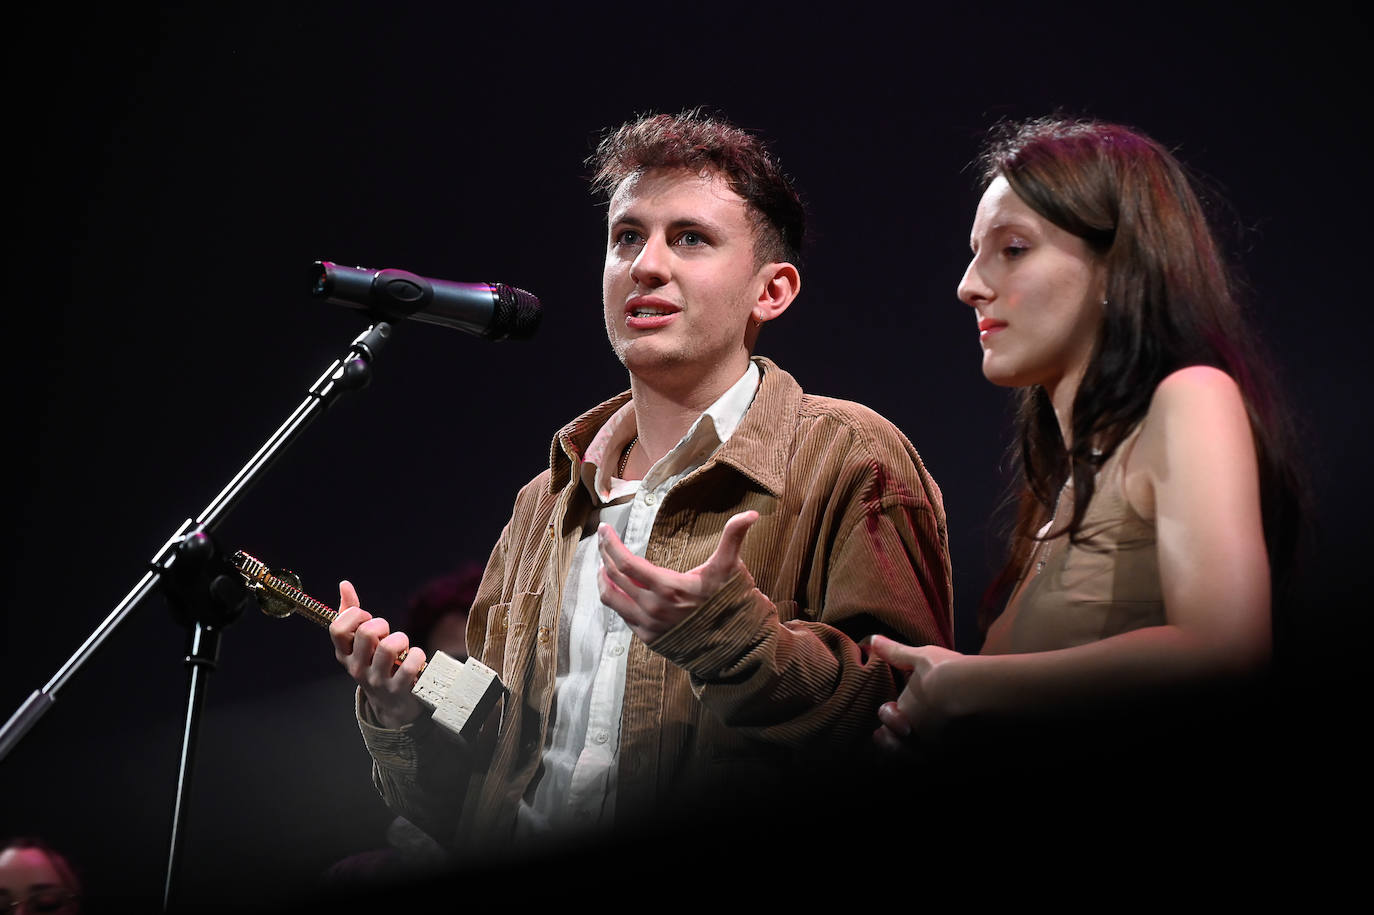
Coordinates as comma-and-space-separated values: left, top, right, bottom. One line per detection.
3, 2, 1366, 908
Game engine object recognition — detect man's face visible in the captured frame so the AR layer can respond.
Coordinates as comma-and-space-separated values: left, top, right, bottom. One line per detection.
602, 167, 769, 395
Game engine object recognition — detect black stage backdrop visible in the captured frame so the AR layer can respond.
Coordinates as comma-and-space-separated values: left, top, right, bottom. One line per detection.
3, 3, 1365, 908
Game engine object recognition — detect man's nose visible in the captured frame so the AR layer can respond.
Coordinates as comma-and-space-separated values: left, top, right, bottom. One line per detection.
631, 236, 671, 288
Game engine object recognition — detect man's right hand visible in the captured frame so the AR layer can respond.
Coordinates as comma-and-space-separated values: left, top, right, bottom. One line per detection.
329, 580, 426, 729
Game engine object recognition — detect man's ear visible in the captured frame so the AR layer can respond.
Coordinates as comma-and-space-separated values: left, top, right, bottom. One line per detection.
752, 261, 800, 326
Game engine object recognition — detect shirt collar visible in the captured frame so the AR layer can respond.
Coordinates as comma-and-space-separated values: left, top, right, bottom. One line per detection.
580, 361, 761, 503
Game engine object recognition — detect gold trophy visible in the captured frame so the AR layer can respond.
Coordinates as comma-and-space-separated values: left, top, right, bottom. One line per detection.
232, 550, 503, 743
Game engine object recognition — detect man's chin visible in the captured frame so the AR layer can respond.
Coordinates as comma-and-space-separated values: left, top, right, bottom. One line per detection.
619, 345, 689, 379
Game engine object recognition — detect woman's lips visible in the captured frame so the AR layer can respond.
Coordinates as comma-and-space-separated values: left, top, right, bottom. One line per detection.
978, 317, 1007, 339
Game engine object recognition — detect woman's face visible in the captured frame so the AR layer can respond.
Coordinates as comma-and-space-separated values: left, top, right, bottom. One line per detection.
0, 847, 77, 914
957, 175, 1105, 396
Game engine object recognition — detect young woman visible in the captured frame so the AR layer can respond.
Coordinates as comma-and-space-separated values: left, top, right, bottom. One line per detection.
868, 117, 1301, 748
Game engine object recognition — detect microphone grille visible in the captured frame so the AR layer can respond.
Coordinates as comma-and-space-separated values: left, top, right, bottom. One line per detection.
489, 284, 543, 341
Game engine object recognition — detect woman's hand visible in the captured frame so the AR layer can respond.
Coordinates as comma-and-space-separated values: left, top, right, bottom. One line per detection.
865, 634, 965, 749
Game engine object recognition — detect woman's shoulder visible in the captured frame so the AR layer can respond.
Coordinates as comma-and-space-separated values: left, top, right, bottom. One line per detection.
1151, 364, 1246, 408
1124, 366, 1254, 518
1139, 365, 1250, 444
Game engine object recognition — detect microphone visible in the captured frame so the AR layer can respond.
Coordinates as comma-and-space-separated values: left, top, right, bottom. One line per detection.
311, 261, 542, 341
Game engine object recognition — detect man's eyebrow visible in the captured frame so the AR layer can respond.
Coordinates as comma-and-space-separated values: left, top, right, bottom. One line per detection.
666, 216, 726, 234
607, 213, 727, 234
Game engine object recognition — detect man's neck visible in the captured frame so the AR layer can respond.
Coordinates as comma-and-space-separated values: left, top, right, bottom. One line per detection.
627, 357, 752, 465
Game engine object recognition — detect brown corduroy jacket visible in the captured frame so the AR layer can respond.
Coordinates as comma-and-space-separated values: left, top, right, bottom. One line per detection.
357, 358, 952, 850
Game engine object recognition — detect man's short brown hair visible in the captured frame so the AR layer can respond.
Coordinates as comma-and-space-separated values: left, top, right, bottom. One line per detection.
589, 109, 805, 266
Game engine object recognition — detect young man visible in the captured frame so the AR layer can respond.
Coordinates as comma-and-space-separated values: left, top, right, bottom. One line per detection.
330, 111, 952, 855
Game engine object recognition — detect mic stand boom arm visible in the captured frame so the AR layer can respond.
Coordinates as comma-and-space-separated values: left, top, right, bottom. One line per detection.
0, 320, 393, 911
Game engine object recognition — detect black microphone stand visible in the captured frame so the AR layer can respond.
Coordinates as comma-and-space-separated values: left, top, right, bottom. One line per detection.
0, 320, 393, 911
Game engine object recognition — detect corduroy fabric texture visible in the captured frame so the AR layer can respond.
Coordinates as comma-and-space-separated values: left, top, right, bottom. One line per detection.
358, 358, 952, 852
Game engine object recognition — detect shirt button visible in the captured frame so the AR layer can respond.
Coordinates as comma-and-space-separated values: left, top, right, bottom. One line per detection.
643, 491, 657, 506
608, 644, 625, 657
593, 730, 609, 744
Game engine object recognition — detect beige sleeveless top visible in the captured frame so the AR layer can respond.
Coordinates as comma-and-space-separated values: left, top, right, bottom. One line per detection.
982, 429, 1164, 654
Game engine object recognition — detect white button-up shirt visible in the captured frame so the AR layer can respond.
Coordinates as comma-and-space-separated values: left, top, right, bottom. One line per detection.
515, 362, 760, 837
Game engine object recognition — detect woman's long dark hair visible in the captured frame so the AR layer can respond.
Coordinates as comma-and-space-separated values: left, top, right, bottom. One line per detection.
978, 117, 1305, 632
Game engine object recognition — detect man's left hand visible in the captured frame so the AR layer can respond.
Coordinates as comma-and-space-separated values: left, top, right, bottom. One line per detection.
597, 510, 759, 644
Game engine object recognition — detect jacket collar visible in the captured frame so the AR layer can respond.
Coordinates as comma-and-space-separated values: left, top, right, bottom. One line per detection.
548, 356, 800, 497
